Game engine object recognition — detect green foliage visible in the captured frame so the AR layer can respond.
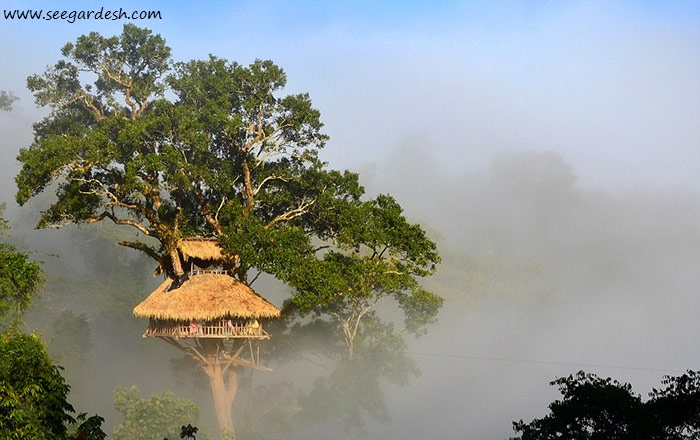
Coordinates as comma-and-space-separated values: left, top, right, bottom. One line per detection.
178, 423, 198, 439
17, 26, 347, 277
18, 25, 175, 258
66, 413, 107, 440
0, 210, 43, 328
267, 193, 442, 352
112, 386, 203, 440
511, 370, 700, 439
0, 333, 74, 439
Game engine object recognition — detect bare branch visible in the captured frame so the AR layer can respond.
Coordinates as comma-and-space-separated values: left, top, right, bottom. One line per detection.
118, 240, 161, 262
221, 344, 246, 376
66, 92, 105, 121
214, 196, 226, 223
253, 174, 289, 196
265, 197, 316, 229
75, 177, 140, 211
248, 271, 262, 286
191, 183, 223, 235
89, 210, 151, 235
254, 126, 294, 163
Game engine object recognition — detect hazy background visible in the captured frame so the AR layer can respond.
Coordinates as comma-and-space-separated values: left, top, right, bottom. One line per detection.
1, 1, 699, 439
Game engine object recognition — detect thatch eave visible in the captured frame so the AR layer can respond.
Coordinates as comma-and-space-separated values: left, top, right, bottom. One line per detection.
134, 273, 281, 321
178, 238, 232, 262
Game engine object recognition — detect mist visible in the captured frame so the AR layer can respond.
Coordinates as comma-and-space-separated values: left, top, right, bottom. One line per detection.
7, 146, 698, 439
1, 1, 699, 438
358, 148, 700, 439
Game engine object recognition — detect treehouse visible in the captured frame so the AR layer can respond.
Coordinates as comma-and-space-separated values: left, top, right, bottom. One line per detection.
133, 238, 281, 368
133, 272, 281, 339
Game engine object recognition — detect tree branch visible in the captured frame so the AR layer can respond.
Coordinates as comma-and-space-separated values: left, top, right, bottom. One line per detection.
66, 92, 105, 121
117, 240, 161, 262
264, 198, 315, 229
76, 177, 140, 211
191, 183, 223, 235
89, 210, 151, 235
253, 174, 289, 196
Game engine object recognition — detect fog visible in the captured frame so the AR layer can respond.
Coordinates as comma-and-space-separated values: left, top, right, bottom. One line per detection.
7, 147, 700, 439
360, 149, 700, 438
1, 1, 699, 438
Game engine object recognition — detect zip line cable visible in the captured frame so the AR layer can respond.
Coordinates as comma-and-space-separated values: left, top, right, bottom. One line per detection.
408, 351, 685, 374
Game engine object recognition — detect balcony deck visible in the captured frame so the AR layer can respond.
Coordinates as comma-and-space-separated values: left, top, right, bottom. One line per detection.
144, 318, 269, 339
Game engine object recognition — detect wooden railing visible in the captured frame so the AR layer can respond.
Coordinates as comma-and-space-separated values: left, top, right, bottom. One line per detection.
189, 269, 233, 276
145, 319, 268, 339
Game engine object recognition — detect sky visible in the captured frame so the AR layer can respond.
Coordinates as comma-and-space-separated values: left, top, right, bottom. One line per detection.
2, 1, 700, 439
1, 0, 699, 191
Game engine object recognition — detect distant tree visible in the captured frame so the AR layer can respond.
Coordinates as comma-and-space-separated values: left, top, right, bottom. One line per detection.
48, 310, 91, 371
295, 316, 419, 435
511, 370, 700, 440
0, 90, 19, 111
112, 386, 204, 440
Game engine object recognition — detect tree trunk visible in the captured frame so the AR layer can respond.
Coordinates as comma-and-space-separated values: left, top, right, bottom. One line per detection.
169, 245, 185, 276
202, 342, 239, 439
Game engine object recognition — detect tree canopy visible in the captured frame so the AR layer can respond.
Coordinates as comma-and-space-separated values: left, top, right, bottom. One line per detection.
16, 24, 442, 356
511, 370, 700, 440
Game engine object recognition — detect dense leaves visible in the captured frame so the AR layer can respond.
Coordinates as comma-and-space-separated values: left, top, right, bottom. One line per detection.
276, 194, 442, 354
0, 333, 74, 439
67, 413, 107, 440
511, 370, 700, 440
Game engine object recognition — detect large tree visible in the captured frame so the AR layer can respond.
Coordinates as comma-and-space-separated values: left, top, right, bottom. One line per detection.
17, 25, 442, 437
17, 25, 335, 281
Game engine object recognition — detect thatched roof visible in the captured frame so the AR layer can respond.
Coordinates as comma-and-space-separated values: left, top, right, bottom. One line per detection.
154, 238, 237, 276
134, 273, 281, 321
178, 238, 235, 263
